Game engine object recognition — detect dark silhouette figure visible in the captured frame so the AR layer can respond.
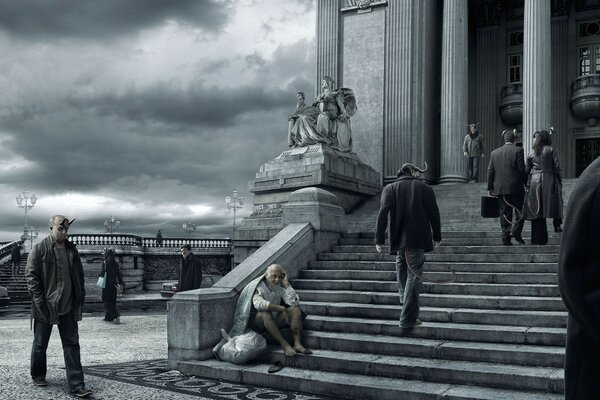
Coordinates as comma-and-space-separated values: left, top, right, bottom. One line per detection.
558, 156, 600, 400
11, 243, 22, 277
177, 244, 202, 292
100, 248, 125, 323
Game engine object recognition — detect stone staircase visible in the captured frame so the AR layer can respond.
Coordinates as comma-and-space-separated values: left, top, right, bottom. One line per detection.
0, 257, 30, 306
177, 181, 576, 400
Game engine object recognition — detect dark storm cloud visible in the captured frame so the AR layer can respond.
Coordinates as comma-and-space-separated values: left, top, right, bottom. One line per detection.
0, 0, 231, 40
66, 82, 290, 128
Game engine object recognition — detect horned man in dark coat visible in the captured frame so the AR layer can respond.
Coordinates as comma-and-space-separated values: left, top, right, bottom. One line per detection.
487, 129, 527, 245
558, 156, 600, 400
375, 163, 441, 329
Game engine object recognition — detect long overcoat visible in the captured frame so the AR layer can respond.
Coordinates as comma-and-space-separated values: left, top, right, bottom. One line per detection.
375, 176, 441, 254
522, 145, 563, 220
558, 156, 600, 399
487, 143, 527, 196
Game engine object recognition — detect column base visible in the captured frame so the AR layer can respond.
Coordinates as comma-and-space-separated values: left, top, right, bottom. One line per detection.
438, 175, 470, 185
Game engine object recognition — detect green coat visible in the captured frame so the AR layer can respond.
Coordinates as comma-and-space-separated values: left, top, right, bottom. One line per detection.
26, 235, 86, 325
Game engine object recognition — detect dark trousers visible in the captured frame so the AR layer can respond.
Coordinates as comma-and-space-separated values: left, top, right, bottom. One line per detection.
102, 287, 120, 321
564, 314, 600, 400
467, 157, 480, 181
499, 194, 524, 240
31, 311, 85, 390
396, 248, 425, 326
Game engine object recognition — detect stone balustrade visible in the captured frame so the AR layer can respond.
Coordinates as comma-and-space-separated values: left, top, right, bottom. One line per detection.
68, 234, 231, 251
570, 74, 600, 126
499, 82, 523, 127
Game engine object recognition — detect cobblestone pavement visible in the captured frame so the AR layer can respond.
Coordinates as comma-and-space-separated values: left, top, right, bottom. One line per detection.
0, 311, 330, 400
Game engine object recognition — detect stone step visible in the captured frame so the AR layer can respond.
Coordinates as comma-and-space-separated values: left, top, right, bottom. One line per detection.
339, 237, 562, 246
304, 315, 565, 346
308, 261, 558, 273
293, 279, 560, 297
301, 302, 567, 328
343, 231, 562, 239
302, 330, 564, 368
178, 359, 563, 400
296, 290, 566, 311
261, 347, 563, 394
299, 269, 558, 284
331, 245, 560, 254
318, 252, 559, 263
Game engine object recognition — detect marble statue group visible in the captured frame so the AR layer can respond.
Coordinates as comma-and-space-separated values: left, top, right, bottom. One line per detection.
287, 76, 357, 152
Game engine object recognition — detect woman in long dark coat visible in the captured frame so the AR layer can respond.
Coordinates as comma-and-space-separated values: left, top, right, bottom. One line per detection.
100, 248, 125, 323
522, 130, 563, 244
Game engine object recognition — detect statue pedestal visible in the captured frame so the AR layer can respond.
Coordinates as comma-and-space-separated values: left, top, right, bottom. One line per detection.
233, 144, 381, 265
250, 144, 381, 211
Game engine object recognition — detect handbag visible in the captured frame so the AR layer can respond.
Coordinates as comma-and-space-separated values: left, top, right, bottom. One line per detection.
96, 273, 106, 288
481, 196, 500, 218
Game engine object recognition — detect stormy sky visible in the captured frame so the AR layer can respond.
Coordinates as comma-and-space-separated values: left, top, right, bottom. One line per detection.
0, 0, 316, 241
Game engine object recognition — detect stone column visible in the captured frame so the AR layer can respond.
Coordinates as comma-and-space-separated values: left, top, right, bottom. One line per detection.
316, 0, 342, 93
440, 0, 469, 184
523, 0, 551, 155
384, 0, 438, 183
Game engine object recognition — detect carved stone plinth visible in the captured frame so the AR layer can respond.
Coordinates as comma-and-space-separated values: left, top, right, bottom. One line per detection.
233, 144, 381, 265
249, 144, 381, 212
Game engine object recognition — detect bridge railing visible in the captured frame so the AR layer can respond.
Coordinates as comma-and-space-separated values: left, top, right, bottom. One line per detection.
0, 240, 24, 260
68, 234, 231, 250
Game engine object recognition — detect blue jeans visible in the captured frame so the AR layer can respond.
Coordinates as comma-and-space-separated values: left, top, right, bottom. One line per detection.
395, 248, 425, 326
31, 310, 85, 390
467, 156, 480, 181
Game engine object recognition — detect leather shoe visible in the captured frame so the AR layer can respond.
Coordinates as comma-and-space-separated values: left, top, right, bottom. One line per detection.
513, 236, 525, 245
32, 377, 48, 387
400, 319, 422, 329
555, 226, 563, 233
70, 387, 93, 398
502, 239, 512, 246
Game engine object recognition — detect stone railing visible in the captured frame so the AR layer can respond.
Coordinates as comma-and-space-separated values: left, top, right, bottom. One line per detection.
68, 234, 231, 250
570, 74, 600, 126
0, 240, 24, 260
499, 82, 523, 127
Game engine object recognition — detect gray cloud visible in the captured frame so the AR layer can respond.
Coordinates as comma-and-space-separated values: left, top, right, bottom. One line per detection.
65, 82, 291, 128
0, 0, 231, 41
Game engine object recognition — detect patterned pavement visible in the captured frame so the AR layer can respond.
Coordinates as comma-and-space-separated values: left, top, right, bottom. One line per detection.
85, 359, 331, 400
0, 311, 336, 400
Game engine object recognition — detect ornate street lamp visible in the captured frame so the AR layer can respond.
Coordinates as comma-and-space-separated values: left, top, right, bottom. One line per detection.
225, 189, 244, 234
16, 190, 37, 228
16, 190, 37, 248
104, 215, 120, 234
182, 218, 196, 238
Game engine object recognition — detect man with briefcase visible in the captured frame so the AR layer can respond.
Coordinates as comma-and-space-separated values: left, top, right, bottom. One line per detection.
486, 130, 527, 246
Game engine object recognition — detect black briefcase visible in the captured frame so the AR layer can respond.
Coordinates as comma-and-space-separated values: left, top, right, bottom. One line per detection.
481, 196, 500, 218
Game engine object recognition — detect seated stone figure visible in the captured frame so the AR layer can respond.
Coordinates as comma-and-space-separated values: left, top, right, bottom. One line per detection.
288, 92, 321, 147
287, 76, 357, 152
251, 264, 311, 356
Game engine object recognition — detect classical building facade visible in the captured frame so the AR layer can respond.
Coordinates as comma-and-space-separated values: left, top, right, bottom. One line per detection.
317, 0, 600, 183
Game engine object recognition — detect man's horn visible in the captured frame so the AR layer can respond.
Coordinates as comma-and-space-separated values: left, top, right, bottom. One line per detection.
415, 162, 428, 174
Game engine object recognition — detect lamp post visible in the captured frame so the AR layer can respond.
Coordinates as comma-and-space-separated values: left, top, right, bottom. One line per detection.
182, 218, 196, 238
104, 215, 120, 234
225, 189, 244, 235
16, 190, 37, 248
21, 225, 39, 249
